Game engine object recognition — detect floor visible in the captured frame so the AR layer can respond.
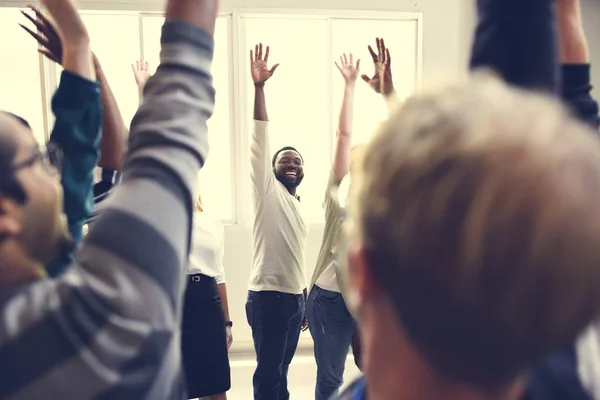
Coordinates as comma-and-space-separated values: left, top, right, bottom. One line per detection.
223, 348, 361, 399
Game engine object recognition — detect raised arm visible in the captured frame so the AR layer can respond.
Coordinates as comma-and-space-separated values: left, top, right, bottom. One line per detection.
362, 38, 398, 116
20, 5, 101, 277
469, 0, 558, 93
249, 43, 280, 197
132, 59, 151, 105
556, 0, 600, 129
95, 56, 128, 170
333, 54, 359, 179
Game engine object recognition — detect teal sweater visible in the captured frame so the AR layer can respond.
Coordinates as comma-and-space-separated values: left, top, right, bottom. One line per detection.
45, 70, 102, 277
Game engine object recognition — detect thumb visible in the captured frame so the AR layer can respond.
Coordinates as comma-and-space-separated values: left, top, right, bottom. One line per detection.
269, 63, 280, 74
361, 74, 370, 83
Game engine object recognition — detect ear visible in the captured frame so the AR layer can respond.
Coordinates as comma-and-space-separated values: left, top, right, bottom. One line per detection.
347, 241, 375, 316
0, 195, 23, 238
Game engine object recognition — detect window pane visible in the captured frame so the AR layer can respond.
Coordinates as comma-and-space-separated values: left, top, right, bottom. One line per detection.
0, 8, 45, 143
55, 14, 141, 128
331, 19, 419, 144
141, 16, 234, 221
243, 17, 330, 223
83, 14, 141, 127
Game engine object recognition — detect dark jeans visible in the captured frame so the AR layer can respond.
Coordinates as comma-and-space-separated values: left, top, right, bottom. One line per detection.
307, 286, 356, 400
246, 290, 305, 400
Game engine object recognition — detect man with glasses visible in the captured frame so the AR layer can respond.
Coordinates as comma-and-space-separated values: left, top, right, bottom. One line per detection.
0, 0, 217, 397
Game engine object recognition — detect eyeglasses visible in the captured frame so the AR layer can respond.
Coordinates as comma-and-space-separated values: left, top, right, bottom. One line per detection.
12, 142, 63, 176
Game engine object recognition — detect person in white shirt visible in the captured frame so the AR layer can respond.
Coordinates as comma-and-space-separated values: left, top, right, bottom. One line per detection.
246, 42, 309, 400
307, 41, 398, 400
182, 194, 233, 400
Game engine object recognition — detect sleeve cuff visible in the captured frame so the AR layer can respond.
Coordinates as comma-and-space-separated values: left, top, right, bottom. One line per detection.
562, 64, 591, 89
55, 70, 100, 102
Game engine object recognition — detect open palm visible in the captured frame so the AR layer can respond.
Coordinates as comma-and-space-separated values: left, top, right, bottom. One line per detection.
250, 43, 279, 84
361, 38, 394, 95
335, 53, 360, 83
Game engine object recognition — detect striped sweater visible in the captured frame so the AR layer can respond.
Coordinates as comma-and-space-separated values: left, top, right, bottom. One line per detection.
0, 20, 214, 400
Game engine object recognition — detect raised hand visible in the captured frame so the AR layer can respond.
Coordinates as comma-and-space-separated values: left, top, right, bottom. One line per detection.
40, 0, 90, 49
131, 59, 151, 89
335, 53, 360, 84
361, 38, 394, 96
19, 5, 63, 64
250, 43, 279, 84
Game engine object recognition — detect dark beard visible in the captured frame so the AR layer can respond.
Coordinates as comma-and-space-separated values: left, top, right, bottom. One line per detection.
275, 172, 304, 193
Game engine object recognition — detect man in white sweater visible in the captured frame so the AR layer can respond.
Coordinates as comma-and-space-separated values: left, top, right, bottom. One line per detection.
246, 42, 309, 400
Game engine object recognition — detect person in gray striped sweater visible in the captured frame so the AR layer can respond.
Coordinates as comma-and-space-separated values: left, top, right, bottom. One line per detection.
0, 0, 217, 398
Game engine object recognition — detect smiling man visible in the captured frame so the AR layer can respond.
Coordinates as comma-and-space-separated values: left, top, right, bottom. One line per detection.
246, 43, 309, 400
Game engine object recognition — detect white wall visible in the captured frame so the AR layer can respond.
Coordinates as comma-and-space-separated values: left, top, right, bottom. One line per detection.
2, 0, 475, 350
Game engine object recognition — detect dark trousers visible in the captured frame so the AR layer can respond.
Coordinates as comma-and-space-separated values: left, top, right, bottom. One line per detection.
306, 286, 356, 400
246, 290, 305, 400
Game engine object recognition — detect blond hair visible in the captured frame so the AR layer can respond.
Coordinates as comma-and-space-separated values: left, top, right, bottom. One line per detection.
348, 74, 600, 392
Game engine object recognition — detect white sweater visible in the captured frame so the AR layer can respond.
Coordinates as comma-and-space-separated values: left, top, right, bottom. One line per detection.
248, 120, 308, 294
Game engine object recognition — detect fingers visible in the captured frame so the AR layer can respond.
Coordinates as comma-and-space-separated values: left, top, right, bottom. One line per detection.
250, 49, 254, 65
385, 48, 391, 66
19, 23, 50, 47
349, 53, 353, 66
361, 74, 371, 83
144, 60, 149, 71
378, 38, 384, 62
269, 63, 280, 75
264, 45, 270, 63
334, 61, 342, 74
38, 48, 59, 64
356, 59, 361, 71
368, 45, 378, 62
29, 5, 60, 43
258, 43, 263, 60
21, 10, 46, 35
343, 53, 348, 65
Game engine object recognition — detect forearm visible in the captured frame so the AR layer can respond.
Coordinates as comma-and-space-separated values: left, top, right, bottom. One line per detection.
62, 42, 96, 82
217, 283, 230, 321
557, 1, 589, 64
95, 57, 128, 170
470, 0, 558, 93
333, 83, 354, 178
253, 84, 268, 121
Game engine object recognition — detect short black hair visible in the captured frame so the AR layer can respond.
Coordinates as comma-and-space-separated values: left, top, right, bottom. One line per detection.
271, 146, 304, 168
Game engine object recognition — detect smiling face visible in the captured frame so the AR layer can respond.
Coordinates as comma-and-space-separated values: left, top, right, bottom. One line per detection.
274, 149, 304, 192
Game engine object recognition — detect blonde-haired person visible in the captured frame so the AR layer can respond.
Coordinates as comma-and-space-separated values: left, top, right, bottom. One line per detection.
335, 74, 600, 400
306, 39, 398, 400
181, 193, 233, 400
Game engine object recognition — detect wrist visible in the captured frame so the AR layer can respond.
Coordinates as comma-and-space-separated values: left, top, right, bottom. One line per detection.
254, 82, 265, 89
225, 321, 233, 327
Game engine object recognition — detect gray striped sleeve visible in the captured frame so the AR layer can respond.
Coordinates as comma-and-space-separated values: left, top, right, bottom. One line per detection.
0, 20, 214, 399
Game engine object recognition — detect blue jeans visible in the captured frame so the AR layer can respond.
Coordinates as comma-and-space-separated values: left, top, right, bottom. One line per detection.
246, 290, 305, 400
307, 286, 356, 400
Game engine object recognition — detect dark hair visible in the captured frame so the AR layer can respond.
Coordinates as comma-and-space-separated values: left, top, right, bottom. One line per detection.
271, 146, 303, 167
0, 112, 29, 203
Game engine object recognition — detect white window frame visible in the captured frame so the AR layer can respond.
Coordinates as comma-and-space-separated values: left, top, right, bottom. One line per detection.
1, 3, 423, 229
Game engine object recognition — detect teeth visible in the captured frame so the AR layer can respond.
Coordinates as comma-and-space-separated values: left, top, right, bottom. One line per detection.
286, 172, 296, 176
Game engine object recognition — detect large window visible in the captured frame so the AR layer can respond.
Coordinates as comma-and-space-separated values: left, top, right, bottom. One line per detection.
0, 8, 421, 225
142, 16, 234, 221
0, 8, 46, 143
243, 17, 331, 223
330, 19, 419, 144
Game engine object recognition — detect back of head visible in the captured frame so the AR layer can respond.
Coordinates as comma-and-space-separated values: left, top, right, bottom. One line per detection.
348, 75, 600, 393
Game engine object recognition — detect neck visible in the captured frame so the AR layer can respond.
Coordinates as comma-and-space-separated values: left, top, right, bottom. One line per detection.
0, 241, 45, 285
361, 308, 523, 400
